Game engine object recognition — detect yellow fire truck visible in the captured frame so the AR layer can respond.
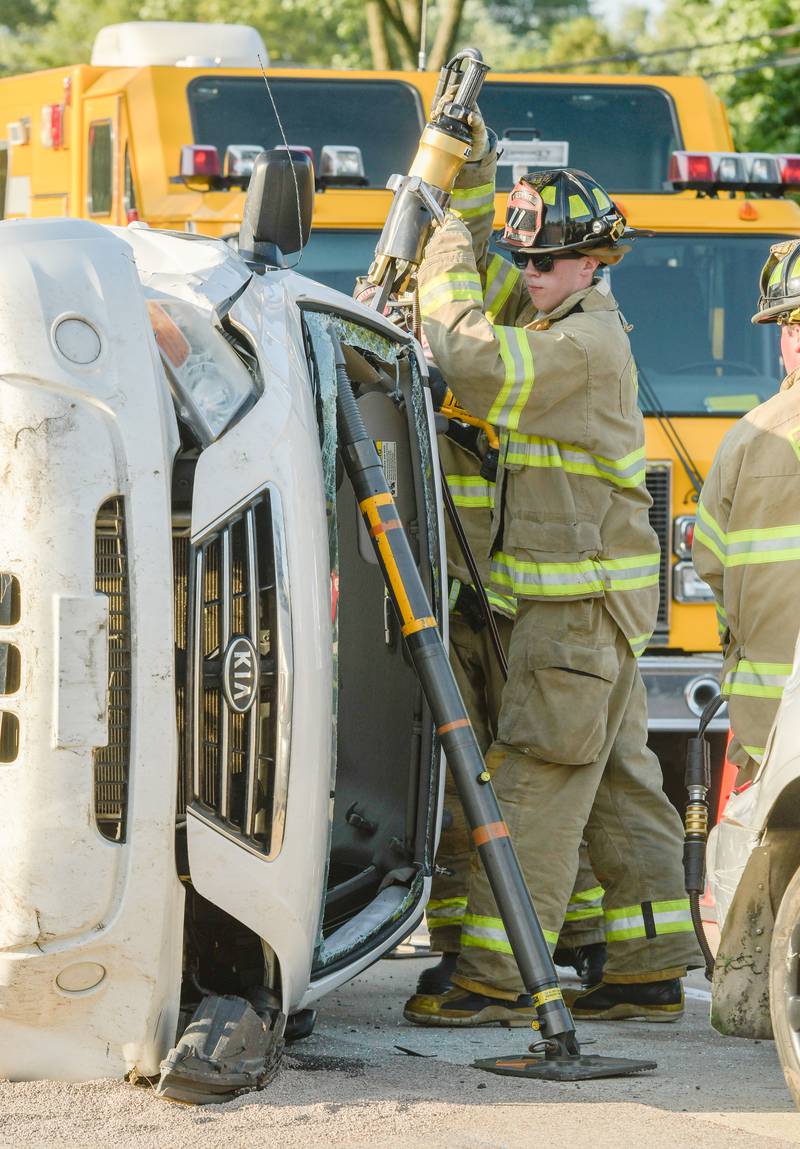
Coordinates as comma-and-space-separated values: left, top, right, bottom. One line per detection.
3, 21, 800, 802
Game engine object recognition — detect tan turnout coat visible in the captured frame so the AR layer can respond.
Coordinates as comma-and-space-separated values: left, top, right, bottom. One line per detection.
693, 368, 800, 767
418, 150, 659, 656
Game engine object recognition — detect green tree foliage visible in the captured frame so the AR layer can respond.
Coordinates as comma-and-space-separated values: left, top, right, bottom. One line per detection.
650, 0, 800, 152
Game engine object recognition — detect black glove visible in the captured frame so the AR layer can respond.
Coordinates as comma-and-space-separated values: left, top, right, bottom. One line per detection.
449, 579, 486, 632
426, 363, 449, 411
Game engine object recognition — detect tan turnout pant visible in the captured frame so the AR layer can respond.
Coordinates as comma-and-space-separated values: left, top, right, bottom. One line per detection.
452, 597, 703, 999
428, 611, 605, 954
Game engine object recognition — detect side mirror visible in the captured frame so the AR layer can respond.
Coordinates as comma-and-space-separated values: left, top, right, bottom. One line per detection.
238, 148, 314, 269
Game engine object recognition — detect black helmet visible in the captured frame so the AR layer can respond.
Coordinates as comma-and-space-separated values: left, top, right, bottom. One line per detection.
498, 168, 626, 257
752, 239, 800, 325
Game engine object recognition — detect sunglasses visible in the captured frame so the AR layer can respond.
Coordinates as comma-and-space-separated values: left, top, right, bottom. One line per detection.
511, 251, 582, 272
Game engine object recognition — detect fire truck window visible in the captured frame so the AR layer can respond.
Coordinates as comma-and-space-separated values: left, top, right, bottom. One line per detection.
88, 121, 113, 216
298, 229, 379, 296
187, 77, 424, 190
0, 144, 7, 220
123, 146, 137, 219
608, 233, 784, 414
481, 83, 681, 193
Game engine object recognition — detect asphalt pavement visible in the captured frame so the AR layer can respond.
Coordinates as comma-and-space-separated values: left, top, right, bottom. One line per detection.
4, 952, 799, 1148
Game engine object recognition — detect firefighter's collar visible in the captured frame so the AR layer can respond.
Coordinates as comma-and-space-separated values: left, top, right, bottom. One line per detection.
531, 279, 615, 326
781, 367, 800, 393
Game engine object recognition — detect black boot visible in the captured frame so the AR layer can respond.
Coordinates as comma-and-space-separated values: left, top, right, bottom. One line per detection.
415, 952, 458, 995
563, 978, 684, 1022
553, 942, 607, 987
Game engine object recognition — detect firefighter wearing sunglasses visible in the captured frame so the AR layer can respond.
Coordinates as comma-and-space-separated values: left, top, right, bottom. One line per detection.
404, 108, 703, 1027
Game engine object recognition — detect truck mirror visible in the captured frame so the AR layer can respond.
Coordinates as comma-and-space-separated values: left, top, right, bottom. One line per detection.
238, 148, 314, 269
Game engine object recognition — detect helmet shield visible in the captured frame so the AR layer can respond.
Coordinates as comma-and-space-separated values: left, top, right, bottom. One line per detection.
498, 168, 626, 257
753, 239, 800, 325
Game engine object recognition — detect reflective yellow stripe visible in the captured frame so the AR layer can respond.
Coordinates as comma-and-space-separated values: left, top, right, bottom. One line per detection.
445, 473, 494, 509
462, 912, 558, 952
742, 744, 765, 761
487, 327, 534, 430
696, 499, 800, 567
565, 884, 604, 922
504, 434, 646, 488
605, 899, 694, 943
484, 254, 521, 324
427, 897, 467, 929
451, 182, 495, 220
629, 632, 652, 657
723, 659, 792, 700
492, 551, 659, 598
419, 270, 483, 317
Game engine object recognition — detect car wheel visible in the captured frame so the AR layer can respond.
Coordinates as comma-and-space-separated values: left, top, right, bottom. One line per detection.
770, 863, 800, 1107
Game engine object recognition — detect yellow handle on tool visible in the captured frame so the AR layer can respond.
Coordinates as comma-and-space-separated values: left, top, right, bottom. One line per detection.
440, 389, 499, 451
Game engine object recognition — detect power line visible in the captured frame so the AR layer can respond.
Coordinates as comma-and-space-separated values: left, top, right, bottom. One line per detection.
703, 50, 800, 79
532, 21, 800, 72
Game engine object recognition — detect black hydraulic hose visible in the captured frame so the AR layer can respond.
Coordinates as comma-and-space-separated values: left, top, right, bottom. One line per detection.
684, 692, 725, 980
439, 464, 508, 680
333, 337, 579, 1054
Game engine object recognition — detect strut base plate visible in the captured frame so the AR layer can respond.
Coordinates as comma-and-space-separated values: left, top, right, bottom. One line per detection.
474, 1053, 657, 1081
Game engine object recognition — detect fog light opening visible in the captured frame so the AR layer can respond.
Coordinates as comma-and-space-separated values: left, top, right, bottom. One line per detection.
685, 676, 723, 718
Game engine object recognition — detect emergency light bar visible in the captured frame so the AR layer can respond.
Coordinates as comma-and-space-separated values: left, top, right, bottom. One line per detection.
180, 144, 221, 179
669, 150, 800, 194
318, 146, 367, 187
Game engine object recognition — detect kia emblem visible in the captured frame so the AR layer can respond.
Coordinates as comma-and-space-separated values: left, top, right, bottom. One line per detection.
222, 635, 259, 714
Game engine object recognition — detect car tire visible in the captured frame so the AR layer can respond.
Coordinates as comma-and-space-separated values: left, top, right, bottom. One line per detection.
770, 863, 800, 1108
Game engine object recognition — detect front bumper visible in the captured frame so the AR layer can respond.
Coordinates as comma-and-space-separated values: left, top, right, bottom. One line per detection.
641, 653, 728, 733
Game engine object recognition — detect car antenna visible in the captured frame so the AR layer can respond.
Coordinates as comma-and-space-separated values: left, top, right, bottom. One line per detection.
257, 53, 306, 270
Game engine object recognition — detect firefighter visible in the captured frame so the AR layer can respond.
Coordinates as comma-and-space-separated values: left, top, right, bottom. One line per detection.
404, 109, 703, 1027
423, 423, 607, 999
693, 239, 800, 781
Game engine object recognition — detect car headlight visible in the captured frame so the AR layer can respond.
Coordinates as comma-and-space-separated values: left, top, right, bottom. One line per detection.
146, 298, 255, 445
673, 560, 715, 603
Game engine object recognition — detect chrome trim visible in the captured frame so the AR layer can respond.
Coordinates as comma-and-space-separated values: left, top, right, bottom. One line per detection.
191, 547, 203, 799
245, 506, 259, 838
219, 529, 231, 819
268, 484, 293, 860
188, 482, 293, 859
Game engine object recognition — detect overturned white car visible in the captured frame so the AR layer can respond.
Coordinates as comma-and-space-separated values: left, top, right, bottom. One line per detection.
0, 152, 446, 1099
708, 626, 800, 1106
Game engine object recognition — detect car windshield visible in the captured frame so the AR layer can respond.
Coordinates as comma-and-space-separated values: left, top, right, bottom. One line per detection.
188, 77, 424, 190
480, 82, 681, 193
299, 229, 784, 416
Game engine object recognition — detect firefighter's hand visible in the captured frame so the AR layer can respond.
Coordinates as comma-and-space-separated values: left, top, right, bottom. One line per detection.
466, 105, 490, 161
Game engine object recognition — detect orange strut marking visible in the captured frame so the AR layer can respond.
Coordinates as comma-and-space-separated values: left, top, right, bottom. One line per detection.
473, 821, 510, 847
369, 519, 402, 538
437, 718, 471, 735
401, 616, 437, 637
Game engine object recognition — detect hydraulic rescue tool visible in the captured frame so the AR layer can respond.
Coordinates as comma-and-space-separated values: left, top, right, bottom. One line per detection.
365, 49, 490, 319
361, 49, 657, 1083
334, 336, 655, 1082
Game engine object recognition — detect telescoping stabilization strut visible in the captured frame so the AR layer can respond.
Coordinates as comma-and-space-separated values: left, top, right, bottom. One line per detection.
334, 337, 655, 1081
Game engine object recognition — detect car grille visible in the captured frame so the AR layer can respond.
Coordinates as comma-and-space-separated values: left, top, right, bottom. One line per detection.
94, 497, 131, 842
173, 531, 190, 819
645, 463, 671, 639
188, 487, 292, 858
